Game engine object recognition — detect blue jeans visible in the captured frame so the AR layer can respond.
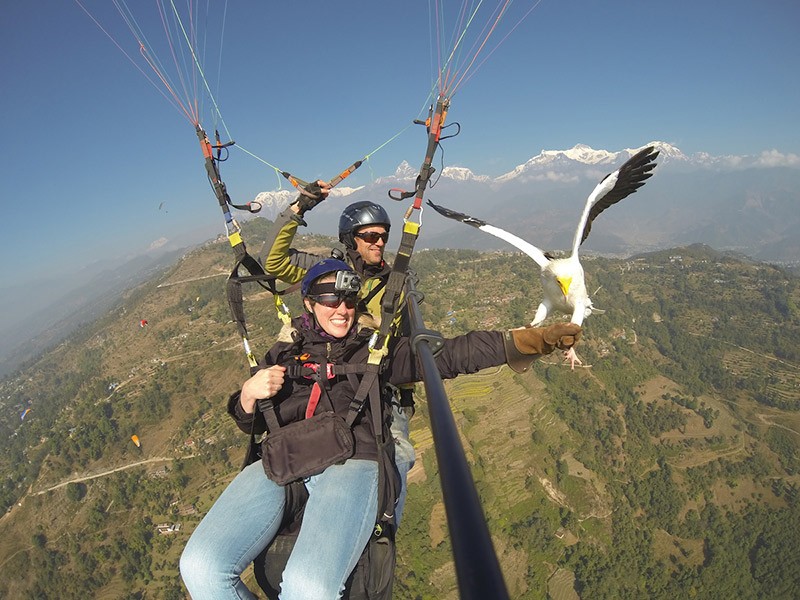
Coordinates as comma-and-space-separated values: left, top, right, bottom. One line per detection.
180, 459, 379, 600
390, 401, 415, 526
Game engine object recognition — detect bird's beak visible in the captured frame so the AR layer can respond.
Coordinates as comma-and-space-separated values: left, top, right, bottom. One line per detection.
557, 276, 572, 297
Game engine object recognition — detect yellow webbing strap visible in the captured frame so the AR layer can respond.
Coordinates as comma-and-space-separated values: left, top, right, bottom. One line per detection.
402, 220, 420, 237
274, 295, 292, 326
228, 231, 243, 247
242, 336, 258, 369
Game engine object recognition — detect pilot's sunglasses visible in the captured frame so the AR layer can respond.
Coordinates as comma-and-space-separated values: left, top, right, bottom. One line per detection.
354, 231, 389, 244
310, 294, 358, 309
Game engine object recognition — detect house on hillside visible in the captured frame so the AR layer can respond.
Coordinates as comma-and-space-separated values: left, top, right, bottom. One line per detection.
156, 522, 182, 534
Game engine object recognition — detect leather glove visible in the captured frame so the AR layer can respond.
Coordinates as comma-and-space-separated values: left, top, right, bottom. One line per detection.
503, 323, 582, 373
292, 180, 327, 215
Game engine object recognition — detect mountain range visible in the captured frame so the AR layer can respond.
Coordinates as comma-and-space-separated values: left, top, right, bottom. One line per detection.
0, 249, 185, 378
253, 141, 800, 263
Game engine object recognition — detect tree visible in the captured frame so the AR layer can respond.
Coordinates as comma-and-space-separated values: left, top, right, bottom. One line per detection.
66, 482, 87, 502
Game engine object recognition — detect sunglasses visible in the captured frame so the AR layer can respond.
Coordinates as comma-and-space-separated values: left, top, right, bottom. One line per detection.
309, 294, 358, 309
354, 231, 389, 244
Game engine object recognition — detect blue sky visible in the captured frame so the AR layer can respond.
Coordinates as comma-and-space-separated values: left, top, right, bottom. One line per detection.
1, 0, 799, 297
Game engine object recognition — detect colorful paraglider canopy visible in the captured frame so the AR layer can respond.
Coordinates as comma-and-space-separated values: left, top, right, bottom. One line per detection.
140, 319, 148, 328
20, 408, 31, 421
131, 434, 141, 448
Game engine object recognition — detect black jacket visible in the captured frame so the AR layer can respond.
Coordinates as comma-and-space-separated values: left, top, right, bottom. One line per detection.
229, 315, 506, 462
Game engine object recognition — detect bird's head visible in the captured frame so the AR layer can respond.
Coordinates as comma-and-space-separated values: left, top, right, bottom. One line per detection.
556, 275, 573, 297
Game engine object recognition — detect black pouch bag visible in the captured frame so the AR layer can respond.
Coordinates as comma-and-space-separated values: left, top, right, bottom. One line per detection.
261, 410, 355, 485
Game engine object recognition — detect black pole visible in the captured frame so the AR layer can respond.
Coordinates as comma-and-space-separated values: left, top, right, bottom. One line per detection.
404, 273, 510, 600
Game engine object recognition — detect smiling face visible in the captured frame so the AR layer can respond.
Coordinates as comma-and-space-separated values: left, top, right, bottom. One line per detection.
303, 274, 357, 338
353, 225, 389, 266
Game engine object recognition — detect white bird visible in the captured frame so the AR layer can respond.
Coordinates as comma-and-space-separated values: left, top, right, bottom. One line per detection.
428, 145, 659, 368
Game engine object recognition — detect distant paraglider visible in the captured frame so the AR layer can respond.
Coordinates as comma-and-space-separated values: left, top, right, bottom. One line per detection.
131, 434, 141, 449
20, 408, 31, 421
140, 319, 148, 328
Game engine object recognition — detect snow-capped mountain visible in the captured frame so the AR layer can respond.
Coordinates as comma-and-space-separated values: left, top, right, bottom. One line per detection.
252, 185, 365, 220
251, 188, 296, 218
251, 141, 799, 212
373, 160, 490, 184
441, 165, 491, 182
391, 160, 418, 180
246, 141, 800, 263
495, 142, 687, 183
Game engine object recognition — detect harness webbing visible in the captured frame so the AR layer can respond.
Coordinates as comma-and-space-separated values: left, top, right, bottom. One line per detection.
196, 124, 298, 372
227, 259, 296, 373
374, 96, 451, 357
358, 277, 387, 311
283, 361, 382, 427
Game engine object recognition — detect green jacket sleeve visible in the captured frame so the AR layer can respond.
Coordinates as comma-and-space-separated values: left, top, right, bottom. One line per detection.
263, 207, 324, 284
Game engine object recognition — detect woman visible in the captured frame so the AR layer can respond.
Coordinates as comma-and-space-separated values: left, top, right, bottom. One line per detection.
180, 258, 580, 599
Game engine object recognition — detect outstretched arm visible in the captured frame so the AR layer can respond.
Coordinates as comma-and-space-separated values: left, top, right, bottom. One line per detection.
385, 323, 581, 384
385, 331, 506, 386
263, 207, 324, 284
263, 180, 332, 283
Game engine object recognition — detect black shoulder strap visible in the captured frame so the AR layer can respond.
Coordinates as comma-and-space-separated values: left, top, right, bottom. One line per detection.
256, 398, 282, 432
345, 364, 383, 428
359, 278, 388, 309
227, 254, 299, 375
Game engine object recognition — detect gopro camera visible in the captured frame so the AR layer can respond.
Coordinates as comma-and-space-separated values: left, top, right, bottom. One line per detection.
335, 270, 362, 293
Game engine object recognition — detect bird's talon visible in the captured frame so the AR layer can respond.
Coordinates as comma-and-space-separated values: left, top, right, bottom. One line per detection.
564, 347, 582, 370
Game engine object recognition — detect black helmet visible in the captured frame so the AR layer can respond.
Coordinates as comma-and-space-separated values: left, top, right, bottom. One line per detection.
338, 201, 391, 250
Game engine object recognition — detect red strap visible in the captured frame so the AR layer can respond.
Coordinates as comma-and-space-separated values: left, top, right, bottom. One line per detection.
302, 362, 335, 419
305, 383, 322, 419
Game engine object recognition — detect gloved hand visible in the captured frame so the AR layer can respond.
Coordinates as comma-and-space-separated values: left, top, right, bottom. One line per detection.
503, 323, 582, 373
292, 180, 329, 215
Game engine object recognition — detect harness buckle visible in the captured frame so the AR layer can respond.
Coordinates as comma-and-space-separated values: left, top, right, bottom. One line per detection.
302, 362, 335, 380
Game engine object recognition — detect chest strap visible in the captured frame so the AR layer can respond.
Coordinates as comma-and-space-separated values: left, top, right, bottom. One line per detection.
260, 360, 385, 429
301, 362, 335, 418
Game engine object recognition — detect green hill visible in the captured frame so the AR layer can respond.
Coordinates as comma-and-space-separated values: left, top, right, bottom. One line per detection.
1, 220, 798, 599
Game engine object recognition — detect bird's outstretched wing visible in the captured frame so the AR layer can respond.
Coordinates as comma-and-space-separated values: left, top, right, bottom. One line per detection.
572, 146, 659, 255
425, 201, 488, 227
427, 200, 550, 268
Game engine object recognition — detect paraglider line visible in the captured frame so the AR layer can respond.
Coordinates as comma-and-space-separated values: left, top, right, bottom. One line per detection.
437, 0, 484, 96
168, 0, 232, 137
74, 0, 195, 124
155, 0, 200, 123
448, 0, 512, 96
454, 0, 545, 92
